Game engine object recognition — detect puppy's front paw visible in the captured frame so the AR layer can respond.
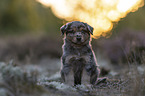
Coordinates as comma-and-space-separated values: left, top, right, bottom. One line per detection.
96, 77, 108, 85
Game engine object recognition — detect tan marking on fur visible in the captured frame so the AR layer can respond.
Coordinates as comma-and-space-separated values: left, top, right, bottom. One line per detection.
79, 27, 84, 31
65, 55, 92, 64
65, 55, 79, 64
72, 27, 76, 32
82, 56, 90, 63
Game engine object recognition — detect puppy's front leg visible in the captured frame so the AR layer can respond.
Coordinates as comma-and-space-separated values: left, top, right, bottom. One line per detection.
73, 64, 84, 85
61, 64, 71, 82
61, 55, 74, 84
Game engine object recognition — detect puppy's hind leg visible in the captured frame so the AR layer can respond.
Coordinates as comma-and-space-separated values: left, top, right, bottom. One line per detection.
90, 66, 100, 85
85, 65, 100, 85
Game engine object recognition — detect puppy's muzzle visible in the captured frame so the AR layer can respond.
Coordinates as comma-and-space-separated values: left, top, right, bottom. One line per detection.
76, 32, 82, 41
77, 37, 81, 41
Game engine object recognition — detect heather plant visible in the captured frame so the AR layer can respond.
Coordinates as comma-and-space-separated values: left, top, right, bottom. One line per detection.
0, 61, 41, 96
0, 35, 62, 62
0, 59, 144, 96
126, 63, 145, 96
97, 29, 145, 65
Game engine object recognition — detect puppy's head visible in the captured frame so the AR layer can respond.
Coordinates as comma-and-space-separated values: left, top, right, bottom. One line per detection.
60, 21, 94, 44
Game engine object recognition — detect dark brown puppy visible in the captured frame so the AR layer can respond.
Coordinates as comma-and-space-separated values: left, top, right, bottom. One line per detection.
60, 21, 100, 85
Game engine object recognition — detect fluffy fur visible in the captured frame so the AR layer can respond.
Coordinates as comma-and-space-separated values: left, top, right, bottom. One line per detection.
60, 21, 100, 85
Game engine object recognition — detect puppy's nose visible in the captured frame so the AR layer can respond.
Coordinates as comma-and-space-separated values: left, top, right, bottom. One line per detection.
76, 32, 82, 37
77, 37, 81, 41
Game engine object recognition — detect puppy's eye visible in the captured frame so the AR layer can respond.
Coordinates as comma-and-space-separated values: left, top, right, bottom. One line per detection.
81, 30, 87, 33
67, 30, 74, 33
66, 30, 74, 36
81, 30, 89, 34
81, 30, 86, 32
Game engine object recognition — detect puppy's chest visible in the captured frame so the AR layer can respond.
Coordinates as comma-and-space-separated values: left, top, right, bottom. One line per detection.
72, 49, 83, 56
70, 47, 89, 56
65, 48, 91, 64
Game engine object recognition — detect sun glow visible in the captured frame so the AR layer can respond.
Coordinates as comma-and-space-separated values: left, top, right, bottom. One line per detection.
37, 0, 144, 38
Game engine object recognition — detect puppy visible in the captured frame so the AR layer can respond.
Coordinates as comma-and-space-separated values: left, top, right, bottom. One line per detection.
60, 21, 100, 85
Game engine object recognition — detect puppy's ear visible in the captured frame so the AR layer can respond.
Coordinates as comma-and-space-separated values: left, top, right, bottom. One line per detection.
87, 25, 94, 35
84, 23, 94, 35
60, 22, 73, 35
60, 25, 66, 35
